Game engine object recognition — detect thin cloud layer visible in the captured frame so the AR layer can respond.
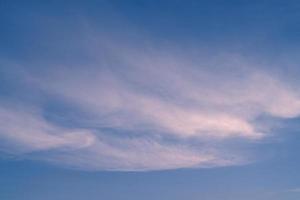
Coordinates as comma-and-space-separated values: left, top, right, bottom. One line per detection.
0, 105, 96, 152
1, 32, 300, 171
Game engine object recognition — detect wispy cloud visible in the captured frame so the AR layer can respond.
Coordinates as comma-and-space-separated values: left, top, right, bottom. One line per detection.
1, 27, 300, 171
0, 105, 96, 153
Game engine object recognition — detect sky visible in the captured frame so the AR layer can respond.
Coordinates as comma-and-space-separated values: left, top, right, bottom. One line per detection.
1, 0, 300, 199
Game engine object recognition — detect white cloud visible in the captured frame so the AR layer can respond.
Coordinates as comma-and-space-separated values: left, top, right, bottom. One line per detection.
0, 103, 244, 171
0, 105, 96, 152
1, 34, 300, 171
33, 43, 300, 141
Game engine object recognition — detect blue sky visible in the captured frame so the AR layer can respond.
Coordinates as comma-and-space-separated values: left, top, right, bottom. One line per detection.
1, 0, 300, 199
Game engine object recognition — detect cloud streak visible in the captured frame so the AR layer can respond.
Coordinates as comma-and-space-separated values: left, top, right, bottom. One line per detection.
1, 29, 300, 171
0, 105, 96, 153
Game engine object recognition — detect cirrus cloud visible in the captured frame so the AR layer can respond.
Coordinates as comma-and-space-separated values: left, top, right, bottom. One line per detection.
1, 30, 300, 171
